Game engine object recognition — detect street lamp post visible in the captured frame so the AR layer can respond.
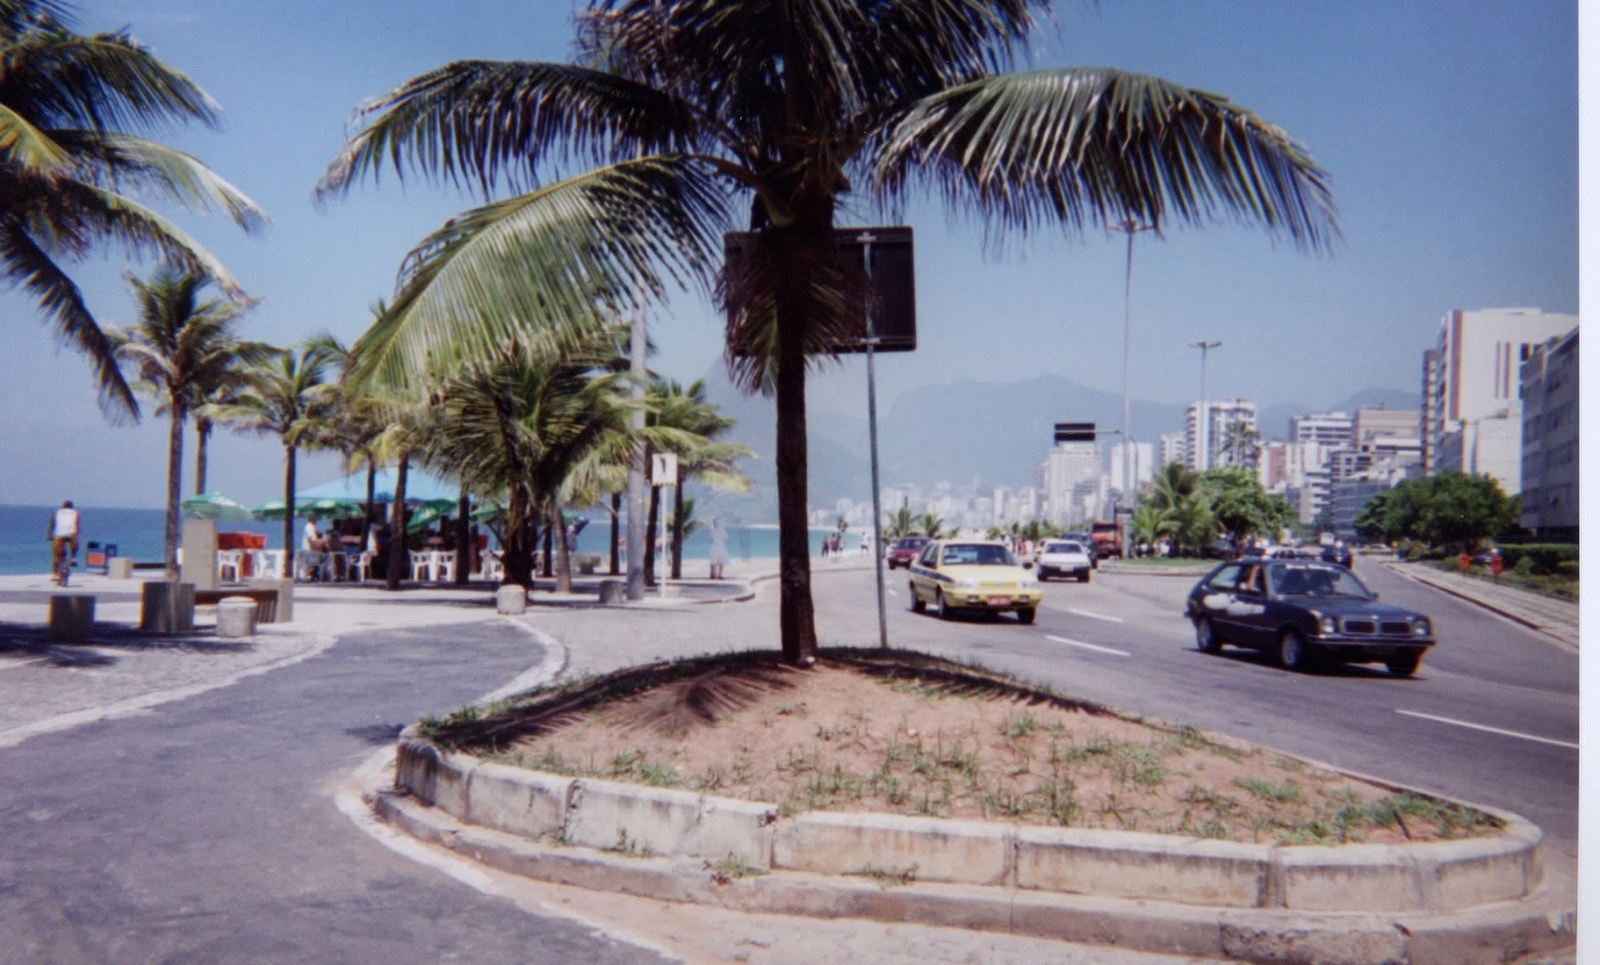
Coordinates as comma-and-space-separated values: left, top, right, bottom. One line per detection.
1115, 219, 1156, 511
1189, 340, 1222, 471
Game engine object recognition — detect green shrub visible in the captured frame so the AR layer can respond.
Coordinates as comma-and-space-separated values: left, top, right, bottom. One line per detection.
1495, 543, 1577, 576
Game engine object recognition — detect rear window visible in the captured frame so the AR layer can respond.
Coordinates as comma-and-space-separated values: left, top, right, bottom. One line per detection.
1046, 542, 1082, 553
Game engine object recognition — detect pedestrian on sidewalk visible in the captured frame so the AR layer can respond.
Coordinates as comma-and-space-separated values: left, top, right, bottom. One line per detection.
708, 518, 729, 579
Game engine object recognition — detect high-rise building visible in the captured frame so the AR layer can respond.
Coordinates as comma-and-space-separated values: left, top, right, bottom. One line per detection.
1186, 399, 1256, 472
1290, 411, 1355, 450
1158, 431, 1187, 470
1420, 308, 1578, 486
1519, 328, 1579, 537
1038, 440, 1100, 527
1107, 441, 1154, 496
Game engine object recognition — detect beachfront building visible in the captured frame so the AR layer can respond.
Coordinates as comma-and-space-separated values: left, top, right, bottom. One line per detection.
1519, 328, 1580, 538
1185, 399, 1256, 473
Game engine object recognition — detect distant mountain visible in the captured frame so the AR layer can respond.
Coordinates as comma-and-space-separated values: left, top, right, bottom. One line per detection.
1256, 388, 1421, 442
687, 365, 1418, 522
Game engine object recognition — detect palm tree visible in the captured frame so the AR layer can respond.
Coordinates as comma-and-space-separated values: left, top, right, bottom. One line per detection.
110, 267, 256, 578
917, 513, 945, 541
211, 341, 340, 575
319, 0, 1337, 664
1145, 462, 1200, 512
2, 0, 264, 418
884, 506, 916, 541
1218, 419, 1261, 469
1128, 503, 1176, 555
644, 378, 752, 582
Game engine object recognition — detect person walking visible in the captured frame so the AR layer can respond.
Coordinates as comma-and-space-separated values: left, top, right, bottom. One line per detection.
47, 500, 80, 584
708, 518, 730, 580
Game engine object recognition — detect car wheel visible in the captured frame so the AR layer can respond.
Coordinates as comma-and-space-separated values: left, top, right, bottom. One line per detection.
1386, 651, 1422, 678
1277, 630, 1311, 672
1079, 569, 1091, 583
935, 590, 953, 620
909, 583, 925, 614
1194, 617, 1222, 654
1017, 607, 1036, 625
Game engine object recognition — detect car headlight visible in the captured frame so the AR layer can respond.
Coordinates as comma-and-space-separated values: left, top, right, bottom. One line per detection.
1318, 615, 1338, 635
1413, 618, 1431, 636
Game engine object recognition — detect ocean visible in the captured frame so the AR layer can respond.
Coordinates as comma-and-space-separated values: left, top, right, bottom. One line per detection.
0, 504, 843, 576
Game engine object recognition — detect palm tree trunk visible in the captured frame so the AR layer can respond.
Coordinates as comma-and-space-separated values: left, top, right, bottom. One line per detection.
551, 503, 572, 594
645, 483, 659, 586
541, 523, 554, 578
363, 457, 377, 545
194, 417, 211, 496
164, 403, 185, 581
671, 469, 685, 580
282, 443, 297, 579
609, 491, 621, 576
386, 453, 409, 590
501, 491, 535, 587
773, 225, 821, 665
454, 489, 470, 585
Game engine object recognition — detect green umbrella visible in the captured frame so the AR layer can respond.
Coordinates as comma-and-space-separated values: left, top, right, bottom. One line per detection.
253, 496, 363, 520
181, 492, 254, 521
404, 499, 458, 533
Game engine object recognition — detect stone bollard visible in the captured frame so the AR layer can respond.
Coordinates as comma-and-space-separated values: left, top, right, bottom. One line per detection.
215, 596, 258, 638
140, 581, 195, 634
107, 557, 134, 579
597, 579, 626, 605
49, 595, 95, 643
495, 584, 527, 615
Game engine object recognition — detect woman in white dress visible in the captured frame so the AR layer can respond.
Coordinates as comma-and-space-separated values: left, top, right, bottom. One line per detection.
708, 518, 730, 579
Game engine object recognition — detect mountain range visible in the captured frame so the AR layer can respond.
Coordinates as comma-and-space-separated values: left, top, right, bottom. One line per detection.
687, 364, 1419, 523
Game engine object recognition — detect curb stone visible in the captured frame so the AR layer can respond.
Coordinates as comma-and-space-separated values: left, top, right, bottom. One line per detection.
1377, 561, 1577, 650
367, 781, 1575, 965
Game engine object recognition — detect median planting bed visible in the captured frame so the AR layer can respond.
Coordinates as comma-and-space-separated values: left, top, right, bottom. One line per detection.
416, 650, 1498, 847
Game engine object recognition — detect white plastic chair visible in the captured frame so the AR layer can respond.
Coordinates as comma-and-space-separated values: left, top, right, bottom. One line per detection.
344, 551, 371, 582
408, 551, 434, 582
255, 549, 286, 579
296, 551, 333, 582
432, 551, 457, 582
479, 551, 503, 581
216, 550, 243, 583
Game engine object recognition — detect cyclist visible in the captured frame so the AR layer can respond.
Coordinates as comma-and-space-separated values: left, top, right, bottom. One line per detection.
48, 500, 80, 585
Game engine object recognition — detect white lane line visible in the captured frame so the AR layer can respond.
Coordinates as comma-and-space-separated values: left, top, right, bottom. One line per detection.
1065, 607, 1124, 624
1395, 710, 1578, 750
1045, 634, 1130, 657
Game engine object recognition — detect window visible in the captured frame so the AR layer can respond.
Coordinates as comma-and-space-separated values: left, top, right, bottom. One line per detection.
1204, 564, 1243, 592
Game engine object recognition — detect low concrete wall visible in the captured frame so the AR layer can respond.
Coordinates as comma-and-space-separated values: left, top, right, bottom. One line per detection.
392, 734, 1540, 914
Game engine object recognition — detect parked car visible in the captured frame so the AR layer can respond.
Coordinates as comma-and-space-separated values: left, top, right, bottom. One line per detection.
1036, 540, 1092, 582
908, 540, 1042, 623
885, 536, 929, 570
1320, 543, 1354, 568
1185, 559, 1434, 676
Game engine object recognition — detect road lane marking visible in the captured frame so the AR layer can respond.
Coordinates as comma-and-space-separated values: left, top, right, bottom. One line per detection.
1065, 607, 1124, 624
1395, 710, 1578, 750
1045, 634, 1130, 657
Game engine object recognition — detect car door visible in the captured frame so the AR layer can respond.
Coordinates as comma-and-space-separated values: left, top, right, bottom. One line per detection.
909, 542, 940, 604
1229, 563, 1277, 649
1194, 563, 1245, 639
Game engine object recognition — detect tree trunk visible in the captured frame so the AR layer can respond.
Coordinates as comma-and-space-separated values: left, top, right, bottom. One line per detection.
609, 491, 621, 576
541, 523, 554, 578
385, 453, 409, 590
455, 489, 470, 585
501, 492, 535, 588
164, 403, 185, 581
363, 457, 377, 547
645, 482, 660, 586
552, 503, 573, 594
194, 417, 210, 496
772, 223, 823, 665
671, 468, 685, 580
282, 443, 297, 579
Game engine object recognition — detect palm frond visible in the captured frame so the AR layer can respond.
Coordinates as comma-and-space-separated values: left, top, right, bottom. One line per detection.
0, 222, 136, 417
350, 155, 726, 392
0, 102, 67, 174
317, 59, 698, 199
5, 28, 221, 133
873, 68, 1338, 250
60, 131, 266, 230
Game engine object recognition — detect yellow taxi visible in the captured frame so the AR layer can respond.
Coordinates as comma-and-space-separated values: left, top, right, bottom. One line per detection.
907, 540, 1043, 624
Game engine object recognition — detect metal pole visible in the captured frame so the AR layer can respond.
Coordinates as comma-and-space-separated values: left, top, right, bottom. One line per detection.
626, 303, 648, 600
860, 232, 889, 649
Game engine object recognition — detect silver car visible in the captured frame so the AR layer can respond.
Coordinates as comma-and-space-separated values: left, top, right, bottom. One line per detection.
1036, 540, 1092, 582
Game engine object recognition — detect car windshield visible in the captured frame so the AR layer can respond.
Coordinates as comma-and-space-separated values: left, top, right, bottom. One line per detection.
940, 543, 1016, 566
895, 539, 925, 550
1045, 542, 1083, 554
1268, 563, 1373, 599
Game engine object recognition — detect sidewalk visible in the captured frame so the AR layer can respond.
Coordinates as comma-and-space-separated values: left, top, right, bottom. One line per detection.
1378, 559, 1580, 649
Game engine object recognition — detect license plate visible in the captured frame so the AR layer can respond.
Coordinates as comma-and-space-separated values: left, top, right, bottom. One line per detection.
990, 596, 1012, 606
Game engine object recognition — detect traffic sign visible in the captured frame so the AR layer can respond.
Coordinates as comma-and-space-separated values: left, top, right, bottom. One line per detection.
651, 452, 678, 487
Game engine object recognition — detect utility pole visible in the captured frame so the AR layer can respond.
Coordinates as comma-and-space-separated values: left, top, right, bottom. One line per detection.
626, 302, 648, 600
859, 232, 889, 649
1116, 219, 1156, 501
1189, 340, 1222, 472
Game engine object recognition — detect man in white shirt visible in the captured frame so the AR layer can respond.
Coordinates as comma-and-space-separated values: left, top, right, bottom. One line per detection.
48, 500, 80, 583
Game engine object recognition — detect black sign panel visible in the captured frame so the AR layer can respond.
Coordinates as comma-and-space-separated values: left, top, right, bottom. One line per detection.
1054, 422, 1096, 443
724, 226, 916, 353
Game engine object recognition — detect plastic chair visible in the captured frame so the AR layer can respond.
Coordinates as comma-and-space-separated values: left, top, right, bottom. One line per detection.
409, 551, 435, 582
217, 550, 243, 583
344, 551, 371, 582
433, 551, 457, 582
254, 549, 286, 579
480, 551, 503, 581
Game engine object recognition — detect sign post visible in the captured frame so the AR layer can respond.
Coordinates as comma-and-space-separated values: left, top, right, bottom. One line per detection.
651, 452, 678, 598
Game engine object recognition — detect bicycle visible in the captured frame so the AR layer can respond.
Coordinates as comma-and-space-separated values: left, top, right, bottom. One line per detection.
51, 538, 75, 587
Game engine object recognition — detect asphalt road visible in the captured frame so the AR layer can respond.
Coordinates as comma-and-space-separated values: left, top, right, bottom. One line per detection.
0, 622, 671, 965
825, 558, 1578, 871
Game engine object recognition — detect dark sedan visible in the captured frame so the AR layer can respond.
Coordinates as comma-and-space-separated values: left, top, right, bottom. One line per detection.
1186, 559, 1434, 676
885, 536, 929, 570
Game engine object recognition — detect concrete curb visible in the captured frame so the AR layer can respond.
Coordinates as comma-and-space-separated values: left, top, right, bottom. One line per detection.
1378, 561, 1578, 650
368, 781, 1575, 965
392, 737, 1545, 917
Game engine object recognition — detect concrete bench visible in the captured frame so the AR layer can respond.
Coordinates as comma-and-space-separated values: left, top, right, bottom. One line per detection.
49, 594, 95, 643
194, 587, 284, 624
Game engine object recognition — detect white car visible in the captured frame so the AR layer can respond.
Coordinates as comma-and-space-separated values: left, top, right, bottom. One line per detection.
1036, 540, 1092, 582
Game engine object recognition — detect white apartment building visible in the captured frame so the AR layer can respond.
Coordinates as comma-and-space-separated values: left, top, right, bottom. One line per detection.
1038, 440, 1101, 527
1107, 441, 1155, 497
1257, 440, 1328, 492
1520, 329, 1579, 535
1421, 308, 1579, 490
1158, 431, 1187, 470
1186, 399, 1257, 472
1290, 411, 1355, 450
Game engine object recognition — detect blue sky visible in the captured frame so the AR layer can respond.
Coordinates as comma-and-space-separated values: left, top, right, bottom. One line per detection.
0, 0, 1580, 508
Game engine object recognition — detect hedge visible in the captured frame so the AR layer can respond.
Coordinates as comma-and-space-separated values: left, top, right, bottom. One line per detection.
1494, 544, 1578, 576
